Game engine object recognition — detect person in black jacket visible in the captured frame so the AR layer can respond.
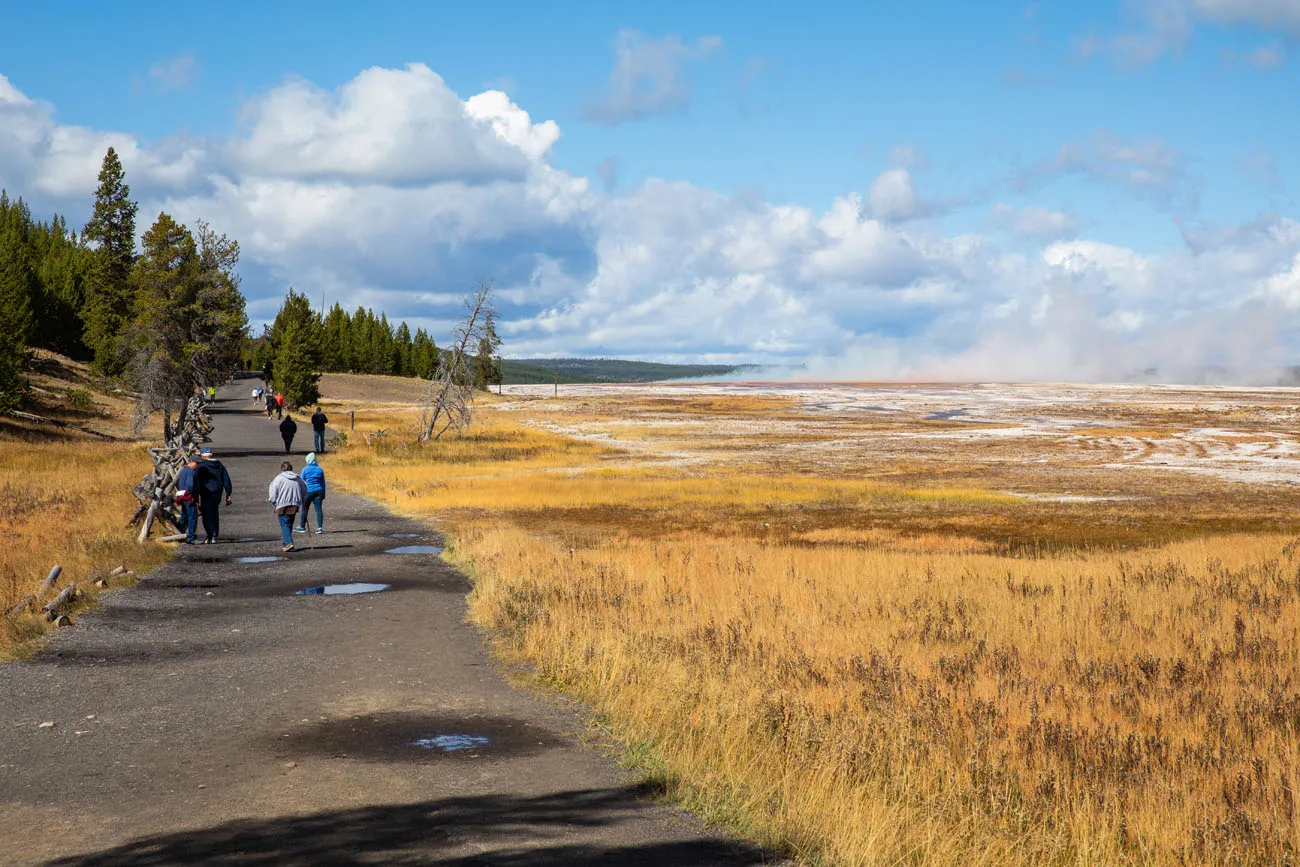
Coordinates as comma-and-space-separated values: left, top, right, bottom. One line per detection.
280, 414, 298, 454
195, 447, 233, 544
310, 406, 329, 453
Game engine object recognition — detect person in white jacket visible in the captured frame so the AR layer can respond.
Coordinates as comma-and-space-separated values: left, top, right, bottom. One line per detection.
268, 461, 308, 552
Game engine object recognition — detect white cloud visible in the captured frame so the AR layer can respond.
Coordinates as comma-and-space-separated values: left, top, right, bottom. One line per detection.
990, 203, 1079, 239
229, 64, 547, 183
583, 30, 722, 125
1244, 43, 1287, 68
1192, 0, 1300, 32
147, 53, 197, 92
2, 66, 1299, 382
865, 168, 930, 222
1018, 128, 1196, 212
1084, 0, 1300, 67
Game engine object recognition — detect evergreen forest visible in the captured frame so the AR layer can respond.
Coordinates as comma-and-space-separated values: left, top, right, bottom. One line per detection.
0, 147, 247, 428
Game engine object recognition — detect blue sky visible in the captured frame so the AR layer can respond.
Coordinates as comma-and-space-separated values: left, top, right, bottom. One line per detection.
1, 1, 1298, 379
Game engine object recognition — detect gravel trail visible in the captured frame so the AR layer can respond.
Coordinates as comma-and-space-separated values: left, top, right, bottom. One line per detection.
0, 385, 773, 866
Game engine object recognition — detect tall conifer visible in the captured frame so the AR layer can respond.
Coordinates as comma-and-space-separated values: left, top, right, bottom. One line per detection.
82, 147, 138, 375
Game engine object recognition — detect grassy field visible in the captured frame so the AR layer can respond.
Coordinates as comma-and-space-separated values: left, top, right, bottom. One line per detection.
320, 383, 1300, 866
0, 353, 171, 660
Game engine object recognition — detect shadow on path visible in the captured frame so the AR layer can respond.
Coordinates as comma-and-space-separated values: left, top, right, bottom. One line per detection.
42, 787, 776, 867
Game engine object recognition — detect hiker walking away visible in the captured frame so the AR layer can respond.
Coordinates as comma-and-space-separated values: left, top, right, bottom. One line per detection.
274, 391, 285, 419
265, 389, 275, 418
252, 385, 264, 405
268, 461, 308, 552
175, 455, 200, 544
280, 413, 298, 454
297, 453, 327, 535
310, 405, 329, 453
196, 447, 233, 544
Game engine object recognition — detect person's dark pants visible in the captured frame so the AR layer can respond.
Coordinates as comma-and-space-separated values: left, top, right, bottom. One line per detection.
266, 403, 273, 417
198, 494, 221, 541
180, 502, 198, 543
276, 405, 282, 419
283, 435, 294, 453
278, 511, 296, 547
313, 429, 326, 452
298, 491, 325, 531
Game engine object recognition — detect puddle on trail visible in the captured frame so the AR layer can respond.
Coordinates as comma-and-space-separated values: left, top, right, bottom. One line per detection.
385, 545, 443, 555
389, 533, 422, 539
411, 734, 489, 752
233, 556, 283, 564
296, 583, 391, 596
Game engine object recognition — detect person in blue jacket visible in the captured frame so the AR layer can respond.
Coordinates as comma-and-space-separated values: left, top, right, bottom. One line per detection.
195, 447, 233, 544
297, 452, 327, 535
174, 455, 201, 544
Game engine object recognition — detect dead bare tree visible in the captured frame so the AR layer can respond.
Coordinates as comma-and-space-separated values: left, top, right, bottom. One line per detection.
418, 280, 495, 441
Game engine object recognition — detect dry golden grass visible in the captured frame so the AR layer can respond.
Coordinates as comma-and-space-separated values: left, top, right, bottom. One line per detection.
0, 442, 173, 659
325, 391, 1300, 866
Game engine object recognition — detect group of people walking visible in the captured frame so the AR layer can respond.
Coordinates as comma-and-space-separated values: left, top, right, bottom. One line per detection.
175, 382, 331, 552
175, 446, 329, 552
251, 384, 329, 455
277, 407, 328, 454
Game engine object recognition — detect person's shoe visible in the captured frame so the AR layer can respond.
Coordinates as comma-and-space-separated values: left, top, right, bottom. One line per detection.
201, 538, 212, 544
316, 526, 324, 534
282, 544, 295, 552
294, 526, 307, 533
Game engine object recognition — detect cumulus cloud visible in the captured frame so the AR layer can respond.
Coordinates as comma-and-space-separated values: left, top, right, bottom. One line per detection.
2, 66, 1299, 382
865, 167, 931, 222
583, 30, 722, 125
229, 64, 556, 183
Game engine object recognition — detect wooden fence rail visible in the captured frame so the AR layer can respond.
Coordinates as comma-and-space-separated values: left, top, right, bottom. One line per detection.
128, 394, 214, 542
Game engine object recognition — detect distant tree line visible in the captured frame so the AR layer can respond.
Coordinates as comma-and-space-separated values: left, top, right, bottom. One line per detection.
0, 148, 247, 427
253, 291, 501, 407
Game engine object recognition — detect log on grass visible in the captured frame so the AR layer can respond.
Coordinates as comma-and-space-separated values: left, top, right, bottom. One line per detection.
41, 565, 62, 591
159, 533, 187, 543
5, 595, 35, 619
42, 583, 77, 617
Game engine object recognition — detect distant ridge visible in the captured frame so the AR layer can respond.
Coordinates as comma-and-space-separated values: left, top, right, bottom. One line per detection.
503, 358, 756, 384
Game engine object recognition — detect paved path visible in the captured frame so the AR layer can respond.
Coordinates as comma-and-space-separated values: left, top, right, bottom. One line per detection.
0, 385, 774, 866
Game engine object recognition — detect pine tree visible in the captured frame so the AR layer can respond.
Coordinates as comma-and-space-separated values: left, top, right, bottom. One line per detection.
190, 221, 249, 392
82, 148, 139, 375
472, 311, 502, 391
269, 289, 322, 406
411, 328, 438, 379
122, 213, 201, 435
321, 303, 351, 372
0, 198, 35, 413
373, 312, 394, 375
393, 321, 412, 377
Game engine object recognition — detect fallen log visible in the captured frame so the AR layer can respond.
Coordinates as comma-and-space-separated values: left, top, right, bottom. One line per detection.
42, 583, 77, 617
159, 533, 187, 543
41, 565, 62, 591
5, 595, 35, 619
